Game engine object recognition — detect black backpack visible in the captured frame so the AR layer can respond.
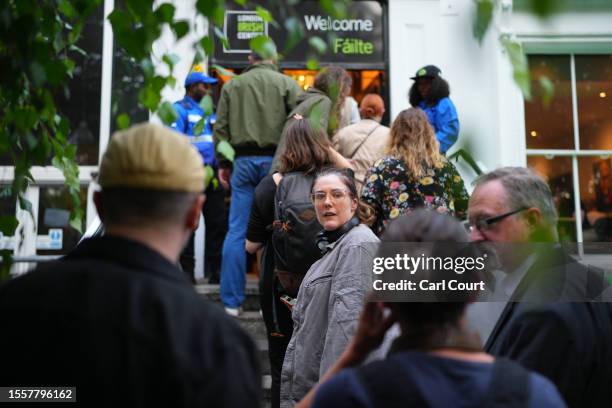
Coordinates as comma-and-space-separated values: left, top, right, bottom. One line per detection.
271, 172, 323, 296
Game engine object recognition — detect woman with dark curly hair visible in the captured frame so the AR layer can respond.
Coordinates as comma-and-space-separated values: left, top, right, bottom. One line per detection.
408, 65, 459, 154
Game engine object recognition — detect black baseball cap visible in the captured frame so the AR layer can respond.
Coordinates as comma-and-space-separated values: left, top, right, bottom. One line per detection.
411, 65, 442, 80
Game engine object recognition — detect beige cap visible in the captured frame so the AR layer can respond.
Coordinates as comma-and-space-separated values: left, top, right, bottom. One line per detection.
99, 123, 205, 193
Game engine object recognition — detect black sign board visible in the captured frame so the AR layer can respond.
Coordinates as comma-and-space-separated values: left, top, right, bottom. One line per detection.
211, 1, 385, 69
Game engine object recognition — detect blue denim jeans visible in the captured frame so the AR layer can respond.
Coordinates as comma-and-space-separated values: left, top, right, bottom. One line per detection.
220, 156, 273, 308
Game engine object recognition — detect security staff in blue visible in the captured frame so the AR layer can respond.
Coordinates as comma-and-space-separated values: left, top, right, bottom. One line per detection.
408, 65, 460, 154
172, 71, 228, 284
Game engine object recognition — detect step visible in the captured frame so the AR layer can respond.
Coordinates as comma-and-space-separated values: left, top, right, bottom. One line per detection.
194, 281, 260, 311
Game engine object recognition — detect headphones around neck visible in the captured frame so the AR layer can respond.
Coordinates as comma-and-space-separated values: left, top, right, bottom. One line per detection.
315, 217, 360, 255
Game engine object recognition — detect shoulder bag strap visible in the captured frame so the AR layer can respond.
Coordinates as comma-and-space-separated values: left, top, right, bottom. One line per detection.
347, 123, 380, 159
482, 358, 531, 408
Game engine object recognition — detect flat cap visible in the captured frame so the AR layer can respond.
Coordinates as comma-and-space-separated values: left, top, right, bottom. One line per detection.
99, 123, 205, 193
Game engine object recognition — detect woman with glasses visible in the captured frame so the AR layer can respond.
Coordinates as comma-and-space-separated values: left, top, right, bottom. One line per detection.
280, 168, 379, 407
361, 108, 469, 235
245, 118, 351, 408
296, 211, 564, 408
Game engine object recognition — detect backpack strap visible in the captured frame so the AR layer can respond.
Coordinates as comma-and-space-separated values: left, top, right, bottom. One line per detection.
354, 359, 425, 408
355, 356, 531, 408
482, 358, 531, 408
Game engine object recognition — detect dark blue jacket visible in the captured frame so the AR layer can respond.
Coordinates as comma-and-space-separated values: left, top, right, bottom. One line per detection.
419, 97, 459, 154
171, 95, 216, 165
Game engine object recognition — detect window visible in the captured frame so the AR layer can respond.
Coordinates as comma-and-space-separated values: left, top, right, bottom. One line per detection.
36, 186, 88, 255
56, 5, 104, 165
525, 54, 612, 242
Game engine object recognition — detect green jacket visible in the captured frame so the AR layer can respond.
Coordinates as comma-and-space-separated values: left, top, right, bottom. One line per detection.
286, 87, 334, 139
214, 63, 301, 154
272, 88, 337, 171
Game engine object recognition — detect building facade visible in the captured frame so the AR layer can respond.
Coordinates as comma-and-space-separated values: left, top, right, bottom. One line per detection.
2, 0, 612, 268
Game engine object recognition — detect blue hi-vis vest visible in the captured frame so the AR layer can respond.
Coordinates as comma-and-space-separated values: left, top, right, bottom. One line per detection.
171, 96, 216, 166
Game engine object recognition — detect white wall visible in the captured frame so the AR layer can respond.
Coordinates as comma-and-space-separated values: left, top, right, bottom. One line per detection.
388, 0, 516, 177
388, 0, 612, 179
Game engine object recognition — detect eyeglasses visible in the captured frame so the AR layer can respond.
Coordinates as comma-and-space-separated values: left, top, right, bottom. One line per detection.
463, 207, 528, 233
310, 189, 352, 203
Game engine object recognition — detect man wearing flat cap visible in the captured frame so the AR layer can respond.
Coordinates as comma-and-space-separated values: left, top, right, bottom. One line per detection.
0, 123, 260, 407
172, 67, 227, 285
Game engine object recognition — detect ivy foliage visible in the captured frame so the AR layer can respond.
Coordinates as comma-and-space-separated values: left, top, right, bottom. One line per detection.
0, 0, 347, 279
1, 0, 102, 278
473, 0, 556, 103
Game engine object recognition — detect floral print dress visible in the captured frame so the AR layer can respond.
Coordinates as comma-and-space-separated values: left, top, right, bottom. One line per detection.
361, 156, 469, 234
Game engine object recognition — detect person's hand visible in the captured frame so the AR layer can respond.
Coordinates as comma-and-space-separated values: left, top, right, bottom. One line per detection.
345, 295, 395, 364
218, 168, 231, 190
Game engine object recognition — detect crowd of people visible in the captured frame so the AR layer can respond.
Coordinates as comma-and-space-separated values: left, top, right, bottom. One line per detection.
0, 46, 611, 408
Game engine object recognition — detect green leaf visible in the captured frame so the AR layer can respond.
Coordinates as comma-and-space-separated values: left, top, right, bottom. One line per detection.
216, 140, 235, 163
501, 36, 531, 100
116, 113, 131, 129
283, 17, 304, 54
199, 36, 215, 56
30, 62, 47, 86
319, 0, 347, 19
214, 27, 230, 50
306, 58, 319, 71
139, 86, 161, 111
527, 0, 562, 18
172, 21, 189, 39
249, 35, 277, 60
17, 196, 32, 214
211, 64, 235, 78
0, 216, 18, 236
63, 58, 75, 78
141, 58, 155, 78
204, 165, 214, 190
69, 44, 87, 56
1, 250, 13, 281
538, 75, 555, 108
308, 36, 327, 55
235, 0, 247, 5
69, 207, 83, 233
154, 3, 175, 23
309, 103, 323, 133
193, 118, 206, 135
256, 6, 278, 28
162, 53, 180, 68
158, 102, 178, 125
199, 94, 214, 116
473, 0, 495, 44
58, 0, 76, 19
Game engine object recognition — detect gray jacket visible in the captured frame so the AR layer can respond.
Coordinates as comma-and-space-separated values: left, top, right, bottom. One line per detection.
280, 224, 379, 407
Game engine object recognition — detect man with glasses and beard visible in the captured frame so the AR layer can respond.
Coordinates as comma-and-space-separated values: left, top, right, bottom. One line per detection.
465, 166, 612, 407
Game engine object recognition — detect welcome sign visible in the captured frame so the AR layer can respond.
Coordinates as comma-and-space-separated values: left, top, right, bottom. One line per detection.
212, 0, 385, 68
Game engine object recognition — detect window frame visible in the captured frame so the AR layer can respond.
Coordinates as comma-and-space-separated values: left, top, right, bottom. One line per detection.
522, 48, 612, 242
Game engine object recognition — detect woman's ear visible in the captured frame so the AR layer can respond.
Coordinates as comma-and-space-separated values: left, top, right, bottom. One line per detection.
351, 197, 358, 212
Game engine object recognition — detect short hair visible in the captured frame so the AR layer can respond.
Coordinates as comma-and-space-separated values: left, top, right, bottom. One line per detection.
359, 94, 385, 119
380, 210, 481, 327
408, 75, 450, 107
100, 187, 198, 227
277, 119, 332, 175
473, 167, 558, 226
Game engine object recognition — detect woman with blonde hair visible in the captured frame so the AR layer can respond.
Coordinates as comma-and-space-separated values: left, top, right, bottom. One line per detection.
360, 107, 469, 234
